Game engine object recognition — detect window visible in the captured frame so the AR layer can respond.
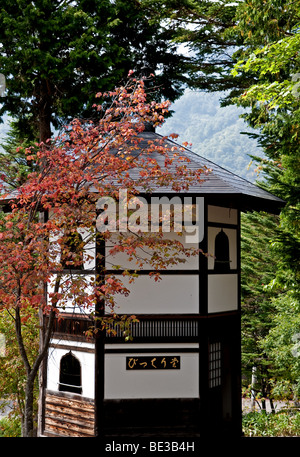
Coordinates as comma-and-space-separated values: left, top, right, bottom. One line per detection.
59, 351, 82, 394
209, 342, 222, 388
214, 229, 230, 272
61, 231, 84, 270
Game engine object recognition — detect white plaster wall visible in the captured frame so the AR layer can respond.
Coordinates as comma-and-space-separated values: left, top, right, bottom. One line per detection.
207, 205, 238, 225
48, 221, 96, 271
104, 344, 199, 399
47, 273, 95, 314
106, 274, 199, 315
47, 340, 95, 399
78, 227, 96, 270
208, 274, 238, 313
105, 231, 199, 271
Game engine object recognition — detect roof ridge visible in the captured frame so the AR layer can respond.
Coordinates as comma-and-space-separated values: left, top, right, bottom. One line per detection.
156, 131, 255, 187
153, 131, 283, 203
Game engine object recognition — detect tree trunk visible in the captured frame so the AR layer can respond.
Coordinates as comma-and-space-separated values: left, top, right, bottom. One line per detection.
15, 303, 57, 437
24, 374, 36, 437
37, 307, 46, 436
293, 391, 300, 409
261, 382, 267, 412
250, 366, 257, 411
38, 79, 52, 144
39, 104, 52, 144
269, 398, 276, 414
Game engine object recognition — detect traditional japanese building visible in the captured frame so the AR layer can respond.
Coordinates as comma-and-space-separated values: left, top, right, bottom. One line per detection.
38, 126, 283, 438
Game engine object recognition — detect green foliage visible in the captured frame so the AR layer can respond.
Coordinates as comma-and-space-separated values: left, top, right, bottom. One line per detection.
240, 211, 279, 398
262, 294, 300, 398
144, 0, 300, 102
160, 0, 300, 406
232, 0, 300, 403
0, 307, 39, 432
0, 120, 38, 188
243, 411, 300, 437
235, 0, 299, 45
241, 211, 279, 310
143, 0, 245, 96
0, 415, 22, 438
233, 32, 300, 110
0, 0, 186, 142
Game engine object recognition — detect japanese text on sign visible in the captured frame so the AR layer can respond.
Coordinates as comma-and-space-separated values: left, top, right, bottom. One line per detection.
126, 356, 181, 370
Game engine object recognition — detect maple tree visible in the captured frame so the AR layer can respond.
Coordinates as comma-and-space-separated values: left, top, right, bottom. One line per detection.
0, 77, 206, 437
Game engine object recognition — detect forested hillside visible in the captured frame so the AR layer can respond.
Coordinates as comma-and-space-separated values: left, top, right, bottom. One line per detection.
159, 90, 264, 181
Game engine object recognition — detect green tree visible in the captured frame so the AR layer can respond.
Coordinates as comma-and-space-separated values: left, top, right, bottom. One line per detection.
0, 307, 39, 436
145, 0, 300, 101
155, 0, 300, 402
232, 3, 300, 400
144, 0, 245, 97
241, 211, 279, 410
0, 120, 38, 188
0, 0, 186, 143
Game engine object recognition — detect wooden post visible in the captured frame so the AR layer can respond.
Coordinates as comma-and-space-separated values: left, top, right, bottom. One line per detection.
94, 232, 105, 437
198, 200, 208, 436
250, 367, 257, 411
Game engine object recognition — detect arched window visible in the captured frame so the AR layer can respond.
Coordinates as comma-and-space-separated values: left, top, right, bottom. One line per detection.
61, 231, 84, 270
214, 229, 230, 272
59, 351, 82, 395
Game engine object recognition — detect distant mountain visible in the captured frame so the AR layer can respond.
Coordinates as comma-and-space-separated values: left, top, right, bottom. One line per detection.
158, 90, 264, 182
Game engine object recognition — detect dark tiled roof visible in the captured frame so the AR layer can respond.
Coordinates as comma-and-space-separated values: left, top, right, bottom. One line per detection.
0, 130, 284, 214
132, 131, 284, 214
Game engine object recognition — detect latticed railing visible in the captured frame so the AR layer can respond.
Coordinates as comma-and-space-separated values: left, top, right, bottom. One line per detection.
105, 318, 199, 340
50, 315, 199, 341
51, 315, 93, 339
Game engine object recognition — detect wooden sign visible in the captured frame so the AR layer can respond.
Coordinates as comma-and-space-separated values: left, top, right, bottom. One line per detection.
126, 356, 180, 370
